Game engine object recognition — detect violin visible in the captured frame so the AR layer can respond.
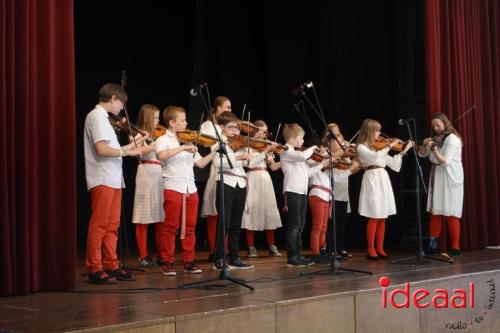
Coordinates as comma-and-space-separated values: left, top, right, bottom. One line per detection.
108, 113, 147, 137
322, 159, 352, 171
373, 137, 406, 152
417, 131, 451, 150
298, 147, 329, 162
176, 130, 218, 148
153, 124, 167, 139
239, 121, 261, 137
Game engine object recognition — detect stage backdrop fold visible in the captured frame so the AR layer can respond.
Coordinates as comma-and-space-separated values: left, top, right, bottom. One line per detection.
0, 0, 76, 295
424, 0, 500, 249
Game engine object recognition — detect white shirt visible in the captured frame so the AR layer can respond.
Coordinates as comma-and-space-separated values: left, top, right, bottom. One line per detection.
280, 145, 323, 195
212, 137, 247, 188
84, 105, 124, 191
200, 120, 222, 138
308, 161, 352, 202
419, 133, 464, 217
155, 130, 202, 194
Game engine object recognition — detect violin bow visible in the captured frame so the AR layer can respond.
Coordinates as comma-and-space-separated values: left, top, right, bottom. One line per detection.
193, 113, 205, 157
241, 103, 247, 120
247, 110, 251, 154
120, 70, 139, 148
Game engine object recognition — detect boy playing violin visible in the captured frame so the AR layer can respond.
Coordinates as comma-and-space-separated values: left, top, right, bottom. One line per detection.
280, 124, 330, 267
83, 83, 146, 284
155, 106, 216, 276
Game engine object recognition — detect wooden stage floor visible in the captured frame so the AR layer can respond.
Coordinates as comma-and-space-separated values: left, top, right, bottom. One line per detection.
2, 249, 500, 333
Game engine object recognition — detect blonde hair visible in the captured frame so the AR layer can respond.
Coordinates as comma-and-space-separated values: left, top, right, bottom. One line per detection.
136, 104, 160, 136
322, 123, 343, 146
253, 120, 267, 138
162, 105, 186, 129
282, 123, 305, 141
356, 119, 381, 147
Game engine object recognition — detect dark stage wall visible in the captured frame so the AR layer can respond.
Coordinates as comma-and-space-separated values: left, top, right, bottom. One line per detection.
75, 0, 428, 252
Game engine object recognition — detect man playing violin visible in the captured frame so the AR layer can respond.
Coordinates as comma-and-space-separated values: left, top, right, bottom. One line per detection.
155, 106, 217, 276
83, 83, 146, 284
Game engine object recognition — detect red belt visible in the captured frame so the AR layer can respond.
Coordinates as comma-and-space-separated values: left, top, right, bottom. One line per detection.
310, 185, 333, 195
139, 160, 162, 166
246, 167, 267, 172
364, 165, 383, 170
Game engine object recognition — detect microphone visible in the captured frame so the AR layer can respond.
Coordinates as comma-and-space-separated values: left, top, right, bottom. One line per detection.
304, 81, 313, 88
398, 118, 413, 125
189, 83, 207, 96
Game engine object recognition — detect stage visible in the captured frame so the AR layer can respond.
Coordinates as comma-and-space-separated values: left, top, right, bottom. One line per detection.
1, 249, 500, 333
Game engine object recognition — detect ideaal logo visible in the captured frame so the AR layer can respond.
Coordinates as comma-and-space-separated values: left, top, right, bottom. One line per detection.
379, 276, 496, 330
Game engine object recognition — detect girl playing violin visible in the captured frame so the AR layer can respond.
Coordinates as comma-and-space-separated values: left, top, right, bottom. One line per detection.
418, 112, 463, 256
200, 96, 232, 260
239, 120, 283, 258
356, 119, 413, 260
131, 104, 164, 268
155, 106, 217, 276
322, 123, 360, 259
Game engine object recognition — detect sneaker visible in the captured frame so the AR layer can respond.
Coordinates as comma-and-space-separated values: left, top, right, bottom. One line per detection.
269, 245, 282, 257
211, 259, 229, 271
106, 268, 136, 281
340, 250, 353, 258
312, 254, 327, 264
88, 270, 117, 285
184, 261, 202, 274
286, 256, 309, 268
162, 262, 176, 276
138, 256, 154, 268
248, 246, 258, 258
228, 257, 254, 270
299, 255, 315, 266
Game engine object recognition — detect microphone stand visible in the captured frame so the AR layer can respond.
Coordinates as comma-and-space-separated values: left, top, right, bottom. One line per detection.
179, 84, 254, 290
294, 83, 372, 277
390, 119, 453, 265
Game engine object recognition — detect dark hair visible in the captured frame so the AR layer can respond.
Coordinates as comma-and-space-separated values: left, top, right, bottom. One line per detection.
217, 111, 239, 126
98, 83, 128, 103
431, 112, 462, 142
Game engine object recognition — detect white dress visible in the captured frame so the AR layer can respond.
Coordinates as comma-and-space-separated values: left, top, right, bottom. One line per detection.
357, 144, 403, 219
419, 134, 464, 218
240, 148, 282, 231
132, 146, 164, 224
200, 120, 221, 217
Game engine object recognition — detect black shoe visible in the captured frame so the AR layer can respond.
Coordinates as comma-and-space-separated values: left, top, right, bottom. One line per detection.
312, 254, 327, 264
299, 255, 315, 266
88, 270, 117, 285
138, 256, 154, 268
228, 257, 254, 270
449, 248, 461, 256
366, 254, 379, 261
340, 250, 353, 258
286, 256, 309, 268
377, 253, 390, 260
106, 268, 136, 281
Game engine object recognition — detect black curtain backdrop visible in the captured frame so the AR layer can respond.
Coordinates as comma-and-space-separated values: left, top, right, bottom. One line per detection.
75, 0, 427, 254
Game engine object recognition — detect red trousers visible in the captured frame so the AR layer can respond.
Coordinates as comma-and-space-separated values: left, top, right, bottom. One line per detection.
429, 214, 460, 250
309, 196, 330, 255
85, 185, 122, 273
135, 223, 162, 259
158, 190, 199, 264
